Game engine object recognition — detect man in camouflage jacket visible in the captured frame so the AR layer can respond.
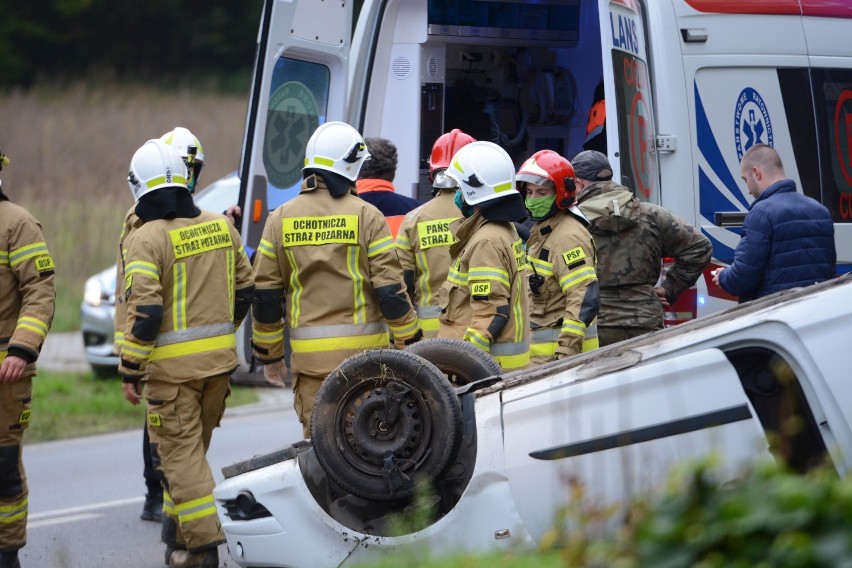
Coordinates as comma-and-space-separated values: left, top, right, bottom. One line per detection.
572, 151, 711, 346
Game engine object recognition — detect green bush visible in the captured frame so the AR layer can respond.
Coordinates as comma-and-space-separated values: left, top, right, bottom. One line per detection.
551, 460, 852, 568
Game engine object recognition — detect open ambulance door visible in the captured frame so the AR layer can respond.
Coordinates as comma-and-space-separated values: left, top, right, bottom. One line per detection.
598, 0, 660, 204
235, 0, 354, 376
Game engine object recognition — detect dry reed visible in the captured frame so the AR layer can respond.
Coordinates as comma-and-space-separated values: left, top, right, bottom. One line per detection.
0, 81, 246, 330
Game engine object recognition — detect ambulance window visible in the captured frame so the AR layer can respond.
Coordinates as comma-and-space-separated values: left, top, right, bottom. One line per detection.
262, 57, 330, 211
778, 69, 821, 203
611, 50, 659, 204
810, 69, 852, 223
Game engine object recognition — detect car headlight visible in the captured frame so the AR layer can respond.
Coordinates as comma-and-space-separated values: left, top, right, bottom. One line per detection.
84, 276, 104, 307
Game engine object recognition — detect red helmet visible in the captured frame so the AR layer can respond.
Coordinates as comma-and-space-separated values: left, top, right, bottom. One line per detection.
429, 129, 476, 186
516, 149, 577, 209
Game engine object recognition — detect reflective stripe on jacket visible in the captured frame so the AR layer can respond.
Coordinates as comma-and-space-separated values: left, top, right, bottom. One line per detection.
437, 212, 530, 370
395, 189, 460, 337
118, 211, 254, 381
526, 208, 599, 363
252, 175, 418, 379
0, 200, 55, 366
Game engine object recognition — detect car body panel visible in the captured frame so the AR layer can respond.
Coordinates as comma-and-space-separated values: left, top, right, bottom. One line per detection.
215, 274, 852, 567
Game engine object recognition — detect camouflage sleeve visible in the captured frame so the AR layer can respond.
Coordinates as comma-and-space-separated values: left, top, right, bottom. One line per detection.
8, 213, 55, 362
552, 230, 598, 357
251, 212, 286, 363
365, 210, 419, 342
657, 207, 712, 301
463, 238, 512, 351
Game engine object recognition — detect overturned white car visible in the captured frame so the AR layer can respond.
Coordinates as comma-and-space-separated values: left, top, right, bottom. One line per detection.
214, 275, 852, 567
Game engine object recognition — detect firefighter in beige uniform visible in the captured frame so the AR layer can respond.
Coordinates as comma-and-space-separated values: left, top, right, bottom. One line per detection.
396, 129, 475, 337
0, 149, 55, 568
518, 150, 600, 364
437, 141, 530, 371
252, 122, 422, 438
114, 127, 206, 524
119, 140, 254, 568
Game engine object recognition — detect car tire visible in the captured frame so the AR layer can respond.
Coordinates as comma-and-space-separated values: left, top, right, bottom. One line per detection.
406, 338, 501, 386
311, 349, 462, 502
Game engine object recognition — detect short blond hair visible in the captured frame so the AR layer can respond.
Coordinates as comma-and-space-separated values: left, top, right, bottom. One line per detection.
741, 144, 783, 176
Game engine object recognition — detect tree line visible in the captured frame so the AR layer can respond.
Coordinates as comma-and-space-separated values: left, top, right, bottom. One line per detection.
0, 0, 264, 89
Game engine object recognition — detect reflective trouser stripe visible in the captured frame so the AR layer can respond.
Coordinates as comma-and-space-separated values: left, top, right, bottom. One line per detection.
163, 491, 176, 517
149, 334, 236, 362
0, 497, 27, 524
175, 494, 217, 523
416, 305, 442, 319
583, 322, 599, 352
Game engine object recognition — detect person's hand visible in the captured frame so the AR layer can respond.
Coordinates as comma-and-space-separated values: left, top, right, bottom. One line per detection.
225, 205, 242, 226
122, 381, 142, 405
712, 267, 724, 286
263, 360, 288, 387
0, 355, 27, 383
654, 286, 671, 308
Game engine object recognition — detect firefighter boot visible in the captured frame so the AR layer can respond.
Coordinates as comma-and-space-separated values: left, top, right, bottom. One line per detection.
165, 544, 187, 566
141, 492, 164, 522
169, 547, 218, 568
0, 550, 20, 568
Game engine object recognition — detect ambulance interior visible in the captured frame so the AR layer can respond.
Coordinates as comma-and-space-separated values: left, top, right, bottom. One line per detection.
384, 1, 607, 200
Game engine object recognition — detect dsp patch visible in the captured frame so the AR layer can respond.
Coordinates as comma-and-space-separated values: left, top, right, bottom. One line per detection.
35, 255, 55, 273
148, 413, 162, 428
471, 281, 491, 299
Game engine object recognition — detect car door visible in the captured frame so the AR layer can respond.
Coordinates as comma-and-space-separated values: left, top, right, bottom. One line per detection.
501, 348, 774, 540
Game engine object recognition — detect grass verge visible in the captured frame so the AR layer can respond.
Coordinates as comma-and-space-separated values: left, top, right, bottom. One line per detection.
28, 370, 259, 443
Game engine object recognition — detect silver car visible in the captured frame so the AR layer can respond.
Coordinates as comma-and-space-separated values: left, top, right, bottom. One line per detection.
80, 172, 240, 376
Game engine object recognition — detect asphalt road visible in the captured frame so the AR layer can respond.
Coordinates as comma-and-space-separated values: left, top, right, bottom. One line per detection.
22, 331, 299, 567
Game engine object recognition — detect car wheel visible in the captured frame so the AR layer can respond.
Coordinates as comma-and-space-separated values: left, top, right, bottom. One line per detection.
406, 338, 501, 386
311, 349, 462, 502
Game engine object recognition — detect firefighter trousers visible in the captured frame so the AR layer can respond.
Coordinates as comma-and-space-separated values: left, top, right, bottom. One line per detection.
145, 374, 230, 552
0, 376, 31, 552
293, 372, 323, 439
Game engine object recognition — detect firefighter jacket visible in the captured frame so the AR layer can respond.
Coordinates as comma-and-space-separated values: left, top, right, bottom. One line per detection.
252, 174, 420, 379
526, 207, 600, 363
0, 199, 55, 369
113, 206, 143, 353
437, 211, 530, 370
118, 210, 255, 382
577, 181, 712, 331
395, 188, 460, 337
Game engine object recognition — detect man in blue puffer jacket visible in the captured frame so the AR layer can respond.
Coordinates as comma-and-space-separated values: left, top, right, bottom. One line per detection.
713, 144, 835, 302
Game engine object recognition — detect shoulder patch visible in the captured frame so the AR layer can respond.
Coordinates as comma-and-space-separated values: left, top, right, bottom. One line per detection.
562, 247, 587, 266
470, 281, 491, 299
35, 254, 55, 272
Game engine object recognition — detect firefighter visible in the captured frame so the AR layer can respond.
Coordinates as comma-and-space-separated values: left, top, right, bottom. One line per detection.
114, 127, 207, 525
0, 148, 55, 568
252, 121, 422, 439
396, 129, 475, 337
437, 141, 530, 370
517, 150, 599, 364
119, 139, 255, 568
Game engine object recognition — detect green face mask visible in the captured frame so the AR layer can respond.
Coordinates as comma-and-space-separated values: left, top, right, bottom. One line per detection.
525, 195, 556, 220
454, 189, 475, 218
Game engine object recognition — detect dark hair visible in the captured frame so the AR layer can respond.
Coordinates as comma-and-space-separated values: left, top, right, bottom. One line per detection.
358, 137, 398, 181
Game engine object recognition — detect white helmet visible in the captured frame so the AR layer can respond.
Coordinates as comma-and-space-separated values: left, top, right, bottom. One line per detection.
445, 141, 518, 206
127, 139, 189, 201
160, 126, 204, 192
302, 121, 370, 181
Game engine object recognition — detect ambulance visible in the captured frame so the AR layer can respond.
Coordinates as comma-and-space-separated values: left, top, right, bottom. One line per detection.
235, 0, 852, 341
